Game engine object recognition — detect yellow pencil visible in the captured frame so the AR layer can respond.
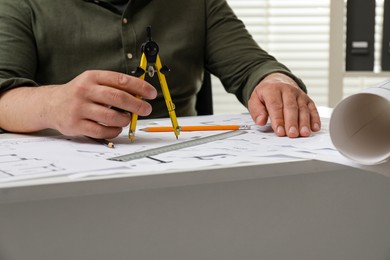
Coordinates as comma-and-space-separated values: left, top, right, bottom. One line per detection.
140, 125, 250, 132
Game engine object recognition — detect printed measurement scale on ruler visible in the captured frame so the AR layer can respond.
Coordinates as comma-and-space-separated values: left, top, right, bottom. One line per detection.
108, 130, 248, 162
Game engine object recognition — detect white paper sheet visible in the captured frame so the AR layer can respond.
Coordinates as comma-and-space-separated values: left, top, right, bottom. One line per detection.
0, 109, 389, 183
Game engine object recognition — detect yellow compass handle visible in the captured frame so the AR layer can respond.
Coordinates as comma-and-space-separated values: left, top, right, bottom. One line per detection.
128, 53, 147, 141
155, 55, 180, 139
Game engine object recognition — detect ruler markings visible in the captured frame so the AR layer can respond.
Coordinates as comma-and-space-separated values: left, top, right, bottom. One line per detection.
108, 130, 248, 162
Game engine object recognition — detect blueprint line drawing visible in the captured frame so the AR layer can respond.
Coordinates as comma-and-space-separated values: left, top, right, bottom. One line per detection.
1, 112, 389, 182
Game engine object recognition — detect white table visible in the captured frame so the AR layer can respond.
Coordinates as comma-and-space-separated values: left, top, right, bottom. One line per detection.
1, 157, 390, 260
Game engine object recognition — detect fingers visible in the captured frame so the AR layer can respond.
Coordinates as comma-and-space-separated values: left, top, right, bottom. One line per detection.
81, 103, 131, 128
77, 70, 157, 116
250, 85, 287, 136
281, 93, 321, 137
78, 120, 123, 139
281, 90, 299, 138
308, 101, 321, 132
91, 86, 153, 116
297, 98, 311, 137
93, 70, 157, 100
248, 91, 269, 126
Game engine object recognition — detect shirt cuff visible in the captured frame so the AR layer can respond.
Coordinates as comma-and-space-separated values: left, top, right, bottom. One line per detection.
0, 77, 38, 94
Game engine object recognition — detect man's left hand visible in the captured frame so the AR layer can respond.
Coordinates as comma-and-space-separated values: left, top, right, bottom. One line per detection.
248, 72, 321, 138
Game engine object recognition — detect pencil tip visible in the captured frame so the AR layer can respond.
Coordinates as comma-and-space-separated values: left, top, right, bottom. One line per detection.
128, 131, 135, 141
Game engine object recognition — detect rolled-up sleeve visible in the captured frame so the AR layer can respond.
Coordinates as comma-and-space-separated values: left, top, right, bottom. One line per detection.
0, 0, 38, 94
204, 0, 307, 106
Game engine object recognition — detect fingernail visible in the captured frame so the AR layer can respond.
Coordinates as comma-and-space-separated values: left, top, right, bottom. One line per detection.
150, 88, 157, 99
255, 114, 264, 125
145, 89, 157, 100
145, 105, 152, 115
313, 123, 320, 131
277, 126, 285, 135
288, 126, 298, 136
300, 126, 310, 136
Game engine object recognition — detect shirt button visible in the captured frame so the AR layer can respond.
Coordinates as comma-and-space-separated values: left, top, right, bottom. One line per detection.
127, 53, 133, 60
122, 18, 128, 24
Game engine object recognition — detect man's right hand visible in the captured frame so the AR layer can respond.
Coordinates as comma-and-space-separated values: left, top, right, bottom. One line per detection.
0, 70, 157, 139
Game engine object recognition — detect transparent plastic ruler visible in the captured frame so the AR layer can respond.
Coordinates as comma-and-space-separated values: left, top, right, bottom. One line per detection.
108, 130, 248, 162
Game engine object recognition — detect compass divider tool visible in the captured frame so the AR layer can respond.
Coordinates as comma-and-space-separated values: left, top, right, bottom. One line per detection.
128, 26, 180, 141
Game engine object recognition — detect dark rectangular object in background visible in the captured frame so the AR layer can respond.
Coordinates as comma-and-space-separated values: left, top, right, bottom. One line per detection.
345, 0, 375, 71
381, 0, 390, 70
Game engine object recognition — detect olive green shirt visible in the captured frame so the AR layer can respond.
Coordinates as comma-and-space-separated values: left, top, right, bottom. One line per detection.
0, 0, 306, 118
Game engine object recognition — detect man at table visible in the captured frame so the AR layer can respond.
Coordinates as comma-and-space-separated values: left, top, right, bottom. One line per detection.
0, 0, 321, 139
